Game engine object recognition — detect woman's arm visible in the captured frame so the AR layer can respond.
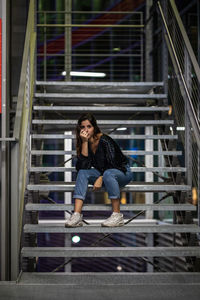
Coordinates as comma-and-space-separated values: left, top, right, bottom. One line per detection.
101, 135, 127, 173
81, 141, 88, 157
103, 137, 118, 168
76, 129, 92, 171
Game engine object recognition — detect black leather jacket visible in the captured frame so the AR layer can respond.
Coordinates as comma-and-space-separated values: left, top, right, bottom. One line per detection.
76, 134, 128, 175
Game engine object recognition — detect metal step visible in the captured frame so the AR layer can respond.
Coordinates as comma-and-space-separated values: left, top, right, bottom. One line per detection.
11, 272, 200, 300
34, 93, 167, 104
25, 203, 196, 211
24, 224, 200, 234
32, 119, 174, 126
21, 246, 200, 257
35, 93, 167, 99
27, 183, 191, 192
30, 167, 185, 173
19, 271, 200, 285
36, 81, 164, 92
31, 150, 182, 156
31, 134, 178, 140
33, 106, 169, 113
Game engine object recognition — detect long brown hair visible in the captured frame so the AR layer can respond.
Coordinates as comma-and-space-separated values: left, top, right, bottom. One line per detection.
76, 113, 101, 156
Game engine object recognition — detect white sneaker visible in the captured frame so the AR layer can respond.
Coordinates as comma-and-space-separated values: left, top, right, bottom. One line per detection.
101, 212, 124, 227
65, 212, 83, 227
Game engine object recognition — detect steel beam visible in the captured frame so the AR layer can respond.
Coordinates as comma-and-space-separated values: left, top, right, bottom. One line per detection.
0, 0, 10, 281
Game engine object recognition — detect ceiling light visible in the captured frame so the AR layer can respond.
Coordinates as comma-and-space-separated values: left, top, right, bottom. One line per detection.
62, 71, 106, 77
70, 71, 106, 77
116, 127, 127, 131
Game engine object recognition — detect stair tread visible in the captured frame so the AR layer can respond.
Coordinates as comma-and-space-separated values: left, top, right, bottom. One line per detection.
36, 81, 164, 87
19, 271, 200, 285
31, 150, 182, 156
27, 183, 191, 191
33, 106, 169, 112
25, 203, 196, 211
24, 224, 200, 233
32, 119, 174, 125
31, 134, 178, 140
21, 246, 200, 257
35, 93, 167, 99
30, 167, 185, 172
36, 81, 164, 93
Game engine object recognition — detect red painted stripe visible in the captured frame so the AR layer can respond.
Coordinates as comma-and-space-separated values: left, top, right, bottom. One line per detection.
0, 18, 2, 114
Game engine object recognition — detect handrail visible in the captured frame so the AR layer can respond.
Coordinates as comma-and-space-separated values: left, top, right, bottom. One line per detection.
13, 0, 35, 139
154, 0, 200, 228
169, 0, 200, 83
157, 0, 200, 149
10, 0, 36, 279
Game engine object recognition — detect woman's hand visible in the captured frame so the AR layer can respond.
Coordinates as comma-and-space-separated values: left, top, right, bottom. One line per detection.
80, 129, 89, 142
93, 176, 103, 191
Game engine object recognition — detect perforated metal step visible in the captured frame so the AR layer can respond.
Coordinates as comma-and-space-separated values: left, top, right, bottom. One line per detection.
32, 119, 174, 126
33, 105, 170, 112
24, 224, 200, 234
27, 183, 191, 192
25, 203, 196, 211
21, 246, 200, 257
29, 166, 185, 173
31, 150, 182, 156
31, 134, 178, 140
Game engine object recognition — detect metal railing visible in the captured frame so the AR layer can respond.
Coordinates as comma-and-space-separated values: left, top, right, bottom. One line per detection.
10, 0, 36, 280
36, 10, 144, 81
155, 0, 200, 224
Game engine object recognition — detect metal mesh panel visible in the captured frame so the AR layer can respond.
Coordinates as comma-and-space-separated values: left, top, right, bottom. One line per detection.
37, 10, 144, 81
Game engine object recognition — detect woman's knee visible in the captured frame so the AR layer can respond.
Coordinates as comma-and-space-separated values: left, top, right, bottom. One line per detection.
77, 169, 91, 179
77, 169, 86, 176
103, 169, 115, 183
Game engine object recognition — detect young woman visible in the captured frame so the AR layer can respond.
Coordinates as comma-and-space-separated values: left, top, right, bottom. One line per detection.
65, 113, 133, 228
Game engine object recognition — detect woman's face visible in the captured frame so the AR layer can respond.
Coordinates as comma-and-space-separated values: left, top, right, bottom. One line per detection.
80, 119, 94, 140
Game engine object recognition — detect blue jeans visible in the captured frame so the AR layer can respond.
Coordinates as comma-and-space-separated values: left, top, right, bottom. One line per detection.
73, 166, 133, 201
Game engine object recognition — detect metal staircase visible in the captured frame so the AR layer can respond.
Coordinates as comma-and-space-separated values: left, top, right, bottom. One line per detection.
20, 79, 200, 277
1, 1, 200, 299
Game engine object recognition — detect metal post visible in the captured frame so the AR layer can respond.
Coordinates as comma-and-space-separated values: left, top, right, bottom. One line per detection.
158, 140, 165, 220
145, 0, 153, 221
162, 0, 168, 92
65, 0, 71, 81
110, 28, 113, 81
198, 150, 200, 226
140, 11, 143, 81
145, 0, 153, 81
145, 1, 154, 273
145, 126, 154, 272
197, 0, 200, 227
64, 0, 72, 272
10, 143, 20, 280
0, 0, 10, 281
145, 127, 154, 220
198, 0, 200, 67
64, 131, 72, 272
